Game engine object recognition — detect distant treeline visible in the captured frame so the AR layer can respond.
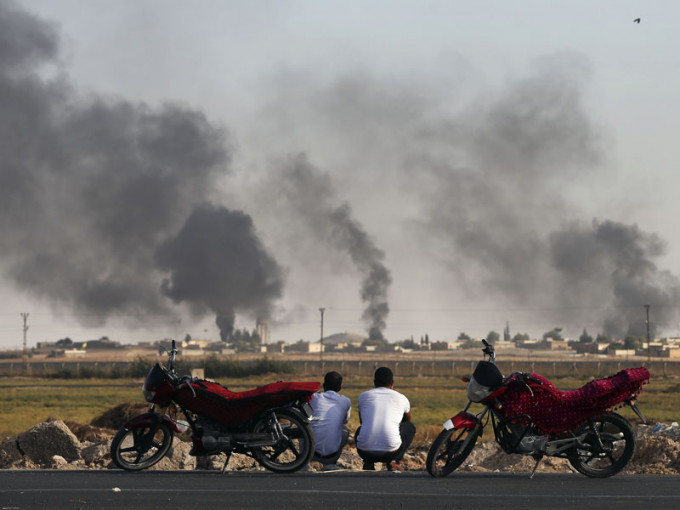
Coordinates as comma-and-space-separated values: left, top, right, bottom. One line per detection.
11, 355, 295, 379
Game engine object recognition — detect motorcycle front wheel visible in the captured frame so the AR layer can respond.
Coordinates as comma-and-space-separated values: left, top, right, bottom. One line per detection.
426, 426, 480, 477
568, 412, 635, 478
252, 408, 315, 473
111, 422, 173, 471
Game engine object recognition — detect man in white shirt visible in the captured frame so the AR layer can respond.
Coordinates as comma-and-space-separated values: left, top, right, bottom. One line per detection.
310, 371, 351, 471
356, 366, 415, 471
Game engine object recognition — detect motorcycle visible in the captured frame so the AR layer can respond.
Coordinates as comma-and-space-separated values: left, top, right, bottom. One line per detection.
110, 340, 320, 473
426, 339, 650, 478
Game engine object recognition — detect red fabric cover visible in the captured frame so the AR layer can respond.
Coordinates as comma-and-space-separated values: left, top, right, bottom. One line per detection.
496, 367, 649, 434
176, 381, 320, 426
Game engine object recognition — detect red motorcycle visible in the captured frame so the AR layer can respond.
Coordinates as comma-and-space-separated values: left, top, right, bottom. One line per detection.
426, 340, 650, 478
111, 340, 320, 473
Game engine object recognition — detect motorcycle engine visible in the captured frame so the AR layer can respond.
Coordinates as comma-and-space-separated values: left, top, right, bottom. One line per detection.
517, 434, 548, 454
198, 415, 232, 451
508, 423, 548, 454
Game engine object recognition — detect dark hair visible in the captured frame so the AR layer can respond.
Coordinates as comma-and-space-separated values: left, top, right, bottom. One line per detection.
373, 366, 393, 387
323, 371, 343, 392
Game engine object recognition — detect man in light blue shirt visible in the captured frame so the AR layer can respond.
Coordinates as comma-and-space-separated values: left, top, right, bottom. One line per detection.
310, 371, 351, 471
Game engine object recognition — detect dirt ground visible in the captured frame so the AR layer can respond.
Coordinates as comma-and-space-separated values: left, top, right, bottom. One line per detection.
2, 403, 678, 475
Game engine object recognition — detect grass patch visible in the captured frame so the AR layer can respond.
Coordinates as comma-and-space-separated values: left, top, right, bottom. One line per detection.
1, 374, 676, 444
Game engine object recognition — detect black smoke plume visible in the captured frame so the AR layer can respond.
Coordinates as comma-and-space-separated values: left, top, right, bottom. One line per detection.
0, 2, 281, 334
550, 220, 680, 338
156, 204, 284, 341
271, 155, 392, 339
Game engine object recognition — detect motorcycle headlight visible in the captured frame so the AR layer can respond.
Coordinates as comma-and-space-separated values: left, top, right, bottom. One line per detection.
142, 381, 156, 402
466, 376, 493, 403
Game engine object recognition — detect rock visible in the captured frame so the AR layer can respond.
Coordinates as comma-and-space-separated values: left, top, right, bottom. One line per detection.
60, 419, 115, 443
17, 420, 82, 465
0, 438, 23, 468
81, 441, 110, 465
51, 455, 68, 467
148, 440, 196, 471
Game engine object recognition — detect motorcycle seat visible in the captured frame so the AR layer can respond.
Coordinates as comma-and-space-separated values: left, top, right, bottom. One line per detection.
499, 367, 649, 433
191, 380, 321, 401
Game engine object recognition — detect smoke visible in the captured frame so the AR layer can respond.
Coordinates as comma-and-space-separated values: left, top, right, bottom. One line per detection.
550, 220, 680, 338
0, 2, 281, 334
247, 53, 680, 339
411, 53, 679, 337
267, 154, 392, 339
156, 203, 284, 340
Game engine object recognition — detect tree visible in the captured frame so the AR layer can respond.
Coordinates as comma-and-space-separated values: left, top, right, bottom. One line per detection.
623, 336, 644, 350
396, 338, 418, 350
56, 338, 73, 347
503, 321, 511, 342
460, 338, 482, 349
596, 334, 612, 344
362, 337, 388, 349
229, 328, 262, 352
511, 333, 530, 344
486, 331, 500, 345
458, 332, 471, 341
579, 329, 593, 344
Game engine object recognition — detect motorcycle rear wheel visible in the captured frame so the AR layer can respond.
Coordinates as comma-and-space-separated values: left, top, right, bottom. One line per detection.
252, 408, 315, 473
111, 423, 173, 471
568, 412, 635, 478
426, 426, 480, 477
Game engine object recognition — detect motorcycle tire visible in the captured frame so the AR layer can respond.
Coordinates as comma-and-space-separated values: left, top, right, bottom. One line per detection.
426, 426, 480, 478
111, 422, 173, 471
252, 408, 315, 473
568, 412, 635, 478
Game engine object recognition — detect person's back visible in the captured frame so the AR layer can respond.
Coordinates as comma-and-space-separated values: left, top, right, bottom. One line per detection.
356, 386, 408, 452
355, 366, 415, 471
309, 371, 350, 470
311, 389, 350, 456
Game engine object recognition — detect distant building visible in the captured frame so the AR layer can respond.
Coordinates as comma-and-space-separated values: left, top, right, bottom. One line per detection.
322, 332, 365, 351
285, 341, 322, 353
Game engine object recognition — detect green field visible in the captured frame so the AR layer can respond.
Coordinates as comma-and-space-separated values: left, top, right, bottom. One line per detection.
1, 374, 677, 443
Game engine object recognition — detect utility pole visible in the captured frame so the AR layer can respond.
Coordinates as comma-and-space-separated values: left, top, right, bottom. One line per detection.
319, 307, 325, 365
644, 304, 651, 364
21, 313, 29, 375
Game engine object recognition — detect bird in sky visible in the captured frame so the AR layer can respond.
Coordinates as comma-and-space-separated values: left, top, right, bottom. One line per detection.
634, 18, 641, 23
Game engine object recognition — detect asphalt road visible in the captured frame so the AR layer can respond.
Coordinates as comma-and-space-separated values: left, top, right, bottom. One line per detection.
2, 470, 679, 510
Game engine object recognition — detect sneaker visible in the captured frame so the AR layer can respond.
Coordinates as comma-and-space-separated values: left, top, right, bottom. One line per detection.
322, 464, 342, 471
362, 461, 375, 471
386, 461, 404, 472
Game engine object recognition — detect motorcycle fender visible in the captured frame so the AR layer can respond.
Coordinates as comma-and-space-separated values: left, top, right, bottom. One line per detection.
443, 411, 479, 431
123, 412, 182, 434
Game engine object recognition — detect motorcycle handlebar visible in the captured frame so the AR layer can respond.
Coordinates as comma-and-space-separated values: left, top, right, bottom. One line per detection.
481, 339, 495, 360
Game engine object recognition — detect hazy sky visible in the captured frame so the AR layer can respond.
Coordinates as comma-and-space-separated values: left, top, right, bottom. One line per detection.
2, 0, 680, 348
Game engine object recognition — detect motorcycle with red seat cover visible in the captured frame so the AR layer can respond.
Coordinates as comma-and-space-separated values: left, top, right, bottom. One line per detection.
110, 340, 320, 473
426, 340, 649, 478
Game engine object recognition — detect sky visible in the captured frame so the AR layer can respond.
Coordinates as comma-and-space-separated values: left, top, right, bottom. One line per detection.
2, 0, 680, 349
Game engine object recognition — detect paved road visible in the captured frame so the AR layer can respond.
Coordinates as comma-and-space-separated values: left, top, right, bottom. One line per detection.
2, 470, 679, 510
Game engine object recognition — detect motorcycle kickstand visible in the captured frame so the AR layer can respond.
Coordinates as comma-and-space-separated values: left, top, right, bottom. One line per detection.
220, 452, 232, 475
529, 455, 543, 479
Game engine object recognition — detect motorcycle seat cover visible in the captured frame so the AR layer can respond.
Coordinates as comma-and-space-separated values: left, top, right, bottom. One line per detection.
498, 367, 650, 434
193, 381, 320, 401
175, 380, 321, 426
